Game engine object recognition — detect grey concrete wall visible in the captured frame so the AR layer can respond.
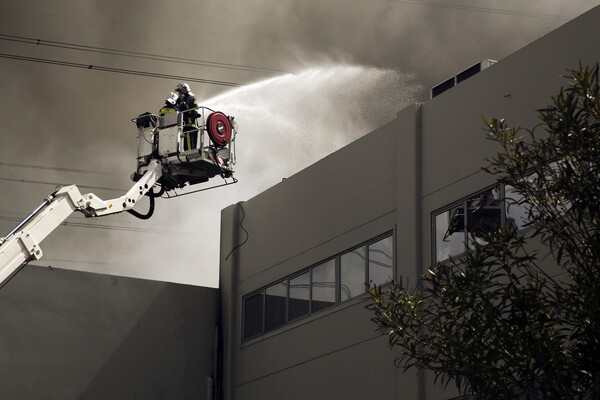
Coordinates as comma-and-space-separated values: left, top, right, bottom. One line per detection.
0, 264, 219, 400
220, 203, 240, 400
233, 118, 400, 288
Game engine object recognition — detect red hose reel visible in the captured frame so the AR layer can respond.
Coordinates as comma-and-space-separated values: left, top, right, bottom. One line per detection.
206, 112, 233, 147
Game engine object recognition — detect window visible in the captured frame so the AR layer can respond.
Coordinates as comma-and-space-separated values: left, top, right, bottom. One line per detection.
311, 259, 336, 313
339, 234, 395, 302
289, 271, 310, 321
369, 235, 394, 286
243, 291, 264, 340
503, 161, 575, 231
434, 187, 503, 262
242, 232, 394, 341
435, 204, 466, 262
433, 185, 532, 263
265, 281, 287, 332
466, 189, 502, 248
504, 184, 530, 231
340, 246, 366, 302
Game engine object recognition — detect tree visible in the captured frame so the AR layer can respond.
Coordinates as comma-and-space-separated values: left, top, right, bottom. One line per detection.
367, 63, 600, 399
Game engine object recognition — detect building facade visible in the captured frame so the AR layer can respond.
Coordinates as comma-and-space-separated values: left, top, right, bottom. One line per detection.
219, 6, 600, 400
0, 265, 219, 400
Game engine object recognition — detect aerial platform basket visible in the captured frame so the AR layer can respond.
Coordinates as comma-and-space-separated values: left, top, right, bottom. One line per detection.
132, 106, 237, 193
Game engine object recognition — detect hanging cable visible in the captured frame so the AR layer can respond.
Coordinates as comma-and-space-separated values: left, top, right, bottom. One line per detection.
224, 201, 249, 262
126, 187, 156, 220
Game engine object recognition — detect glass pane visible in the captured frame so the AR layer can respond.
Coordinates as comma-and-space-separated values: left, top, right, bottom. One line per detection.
288, 271, 310, 321
311, 259, 336, 313
369, 236, 394, 286
341, 246, 366, 301
466, 188, 502, 247
505, 184, 530, 231
265, 281, 287, 332
243, 291, 264, 340
435, 205, 466, 262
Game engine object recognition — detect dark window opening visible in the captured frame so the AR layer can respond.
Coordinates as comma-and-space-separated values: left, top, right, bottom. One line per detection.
456, 63, 482, 83
243, 292, 264, 340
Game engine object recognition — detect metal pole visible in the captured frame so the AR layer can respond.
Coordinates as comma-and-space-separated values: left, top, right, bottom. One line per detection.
0, 195, 53, 246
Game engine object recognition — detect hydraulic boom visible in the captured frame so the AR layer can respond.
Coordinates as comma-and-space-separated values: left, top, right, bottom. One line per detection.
0, 160, 162, 288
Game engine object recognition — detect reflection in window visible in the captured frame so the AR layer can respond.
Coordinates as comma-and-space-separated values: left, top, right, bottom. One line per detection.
436, 205, 466, 262
340, 246, 366, 302
434, 185, 533, 262
369, 236, 394, 286
466, 188, 502, 248
243, 291, 264, 340
289, 272, 310, 321
265, 281, 287, 332
312, 259, 336, 313
505, 185, 530, 231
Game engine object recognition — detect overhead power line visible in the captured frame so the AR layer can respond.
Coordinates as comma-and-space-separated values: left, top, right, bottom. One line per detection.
0, 175, 127, 192
385, 0, 572, 21
30, 258, 176, 270
0, 161, 112, 175
0, 52, 243, 88
0, 33, 282, 75
0, 211, 193, 236
0, 215, 188, 236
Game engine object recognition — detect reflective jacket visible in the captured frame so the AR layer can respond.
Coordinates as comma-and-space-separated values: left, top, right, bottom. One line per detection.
177, 92, 199, 126
159, 102, 179, 117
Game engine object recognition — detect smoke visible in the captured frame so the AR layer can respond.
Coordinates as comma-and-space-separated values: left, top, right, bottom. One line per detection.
205, 64, 421, 187
144, 64, 422, 286
238, 0, 600, 89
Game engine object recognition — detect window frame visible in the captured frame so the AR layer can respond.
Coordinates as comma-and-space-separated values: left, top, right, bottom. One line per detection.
242, 290, 265, 341
432, 184, 512, 264
264, 279, 288, 333
367, 234, 395, 287
288, 269, 311, 323
241, 231, 394, 342
310, 257, 337, 314
340, 243, 367, 303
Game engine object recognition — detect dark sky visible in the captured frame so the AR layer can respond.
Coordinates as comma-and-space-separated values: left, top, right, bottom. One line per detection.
0, 0, 598, 286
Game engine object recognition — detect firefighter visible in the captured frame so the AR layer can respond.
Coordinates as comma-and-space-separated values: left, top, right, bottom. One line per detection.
159, 92, 179, 116
175, 83, 199, 150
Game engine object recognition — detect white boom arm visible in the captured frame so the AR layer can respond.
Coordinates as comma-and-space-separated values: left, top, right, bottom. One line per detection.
0, 160, 162, 288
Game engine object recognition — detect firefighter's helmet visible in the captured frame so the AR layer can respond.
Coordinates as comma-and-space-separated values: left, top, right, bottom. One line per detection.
166, 92, 178, 105
176, 82, 190, 94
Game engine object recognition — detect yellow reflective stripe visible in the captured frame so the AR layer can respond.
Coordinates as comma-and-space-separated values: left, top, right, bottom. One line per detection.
159, 108, 175, 116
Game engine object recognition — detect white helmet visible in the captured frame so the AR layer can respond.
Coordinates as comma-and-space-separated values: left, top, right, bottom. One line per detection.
176, 82, 190, 94
166, 92, 178, 105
